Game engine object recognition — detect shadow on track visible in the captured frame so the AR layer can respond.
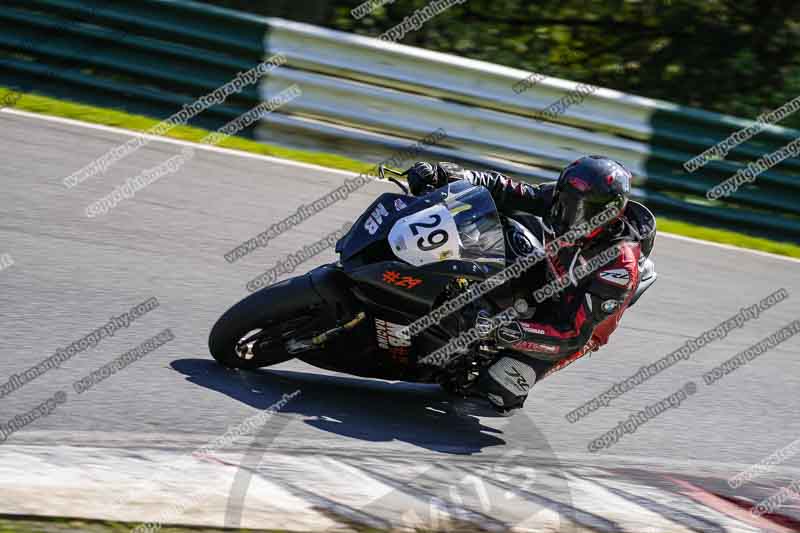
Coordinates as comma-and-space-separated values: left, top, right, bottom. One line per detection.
172, 358, 584, 530
171, 358, 509, 455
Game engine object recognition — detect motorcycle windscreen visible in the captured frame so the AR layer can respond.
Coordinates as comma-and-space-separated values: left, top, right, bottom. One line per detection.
388, 186, 506, 268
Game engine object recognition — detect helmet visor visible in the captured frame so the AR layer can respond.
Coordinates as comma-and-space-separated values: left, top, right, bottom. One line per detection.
554, 189, 626, 236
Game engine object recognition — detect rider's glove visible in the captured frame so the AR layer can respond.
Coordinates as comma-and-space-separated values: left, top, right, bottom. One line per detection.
406, 162, 441, 196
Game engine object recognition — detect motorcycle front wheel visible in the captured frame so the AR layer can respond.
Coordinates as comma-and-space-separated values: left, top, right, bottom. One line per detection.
208, 275, 327, 370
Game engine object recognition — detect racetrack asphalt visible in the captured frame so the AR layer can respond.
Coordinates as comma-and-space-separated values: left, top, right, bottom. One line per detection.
1, 109, 798, 532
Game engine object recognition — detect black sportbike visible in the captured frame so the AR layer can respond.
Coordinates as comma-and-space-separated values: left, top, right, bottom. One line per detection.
209, 169, 656, 399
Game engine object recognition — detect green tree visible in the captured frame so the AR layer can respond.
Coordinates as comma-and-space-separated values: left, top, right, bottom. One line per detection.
325, 0, 800, 128
199, 0, 800, 126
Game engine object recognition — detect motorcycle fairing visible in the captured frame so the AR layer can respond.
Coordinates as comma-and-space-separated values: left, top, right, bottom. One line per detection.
337, 184, 508, 273
347, 260, 454, 308
336, 192, 441, 263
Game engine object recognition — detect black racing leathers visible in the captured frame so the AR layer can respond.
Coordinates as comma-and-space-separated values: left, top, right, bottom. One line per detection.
435, 162, 555, 216
421, 162, 649, 375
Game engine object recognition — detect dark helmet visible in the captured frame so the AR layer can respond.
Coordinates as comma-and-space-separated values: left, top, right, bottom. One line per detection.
549, 155, 632, 239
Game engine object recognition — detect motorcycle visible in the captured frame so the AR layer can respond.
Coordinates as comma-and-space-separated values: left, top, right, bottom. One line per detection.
209, 168, 657, 401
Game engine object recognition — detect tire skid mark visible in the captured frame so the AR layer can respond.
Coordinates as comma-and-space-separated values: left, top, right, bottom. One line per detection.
274, 481, 393, 531
563, 471, 696, 533
444, 464, 620, 533
584, 473, 727, 533
341, 459, 511, 531
665, 475, 798, 533
712, 492, 800, 532
213, 452, 392, 530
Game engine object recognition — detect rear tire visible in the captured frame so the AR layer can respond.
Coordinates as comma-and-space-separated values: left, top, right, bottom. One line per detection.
208, 275, 328, 369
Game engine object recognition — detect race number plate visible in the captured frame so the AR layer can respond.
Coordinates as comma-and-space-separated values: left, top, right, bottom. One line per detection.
388, 204, 460, 266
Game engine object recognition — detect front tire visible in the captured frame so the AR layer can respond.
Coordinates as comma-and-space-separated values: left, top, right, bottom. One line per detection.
208, 275, 328, 369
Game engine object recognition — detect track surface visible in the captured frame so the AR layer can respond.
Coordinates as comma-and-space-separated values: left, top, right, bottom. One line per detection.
1, 109, 799, 531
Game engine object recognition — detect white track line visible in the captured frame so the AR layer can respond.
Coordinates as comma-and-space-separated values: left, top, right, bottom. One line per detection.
655, 232, 800, 264
4, 107, 799, 264
0, 107, 356, 178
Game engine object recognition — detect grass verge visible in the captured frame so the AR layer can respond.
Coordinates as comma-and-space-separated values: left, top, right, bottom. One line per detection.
0, 90, 373, 176
655, 218, 800, 258
2, 89, 799, 259
0, 515, 281, 533
0, 514, 414, 533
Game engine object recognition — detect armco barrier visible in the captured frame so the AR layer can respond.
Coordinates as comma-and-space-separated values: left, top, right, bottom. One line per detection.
0, 1, 797, 241
262, 17, 800, 242
0, 0, 267, 129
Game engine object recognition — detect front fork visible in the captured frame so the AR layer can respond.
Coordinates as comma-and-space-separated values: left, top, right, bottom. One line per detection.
283, 264, 364, 355
285, 312, 366, 354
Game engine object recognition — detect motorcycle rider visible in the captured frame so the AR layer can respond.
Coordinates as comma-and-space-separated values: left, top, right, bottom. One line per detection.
404, 156, 656, 414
